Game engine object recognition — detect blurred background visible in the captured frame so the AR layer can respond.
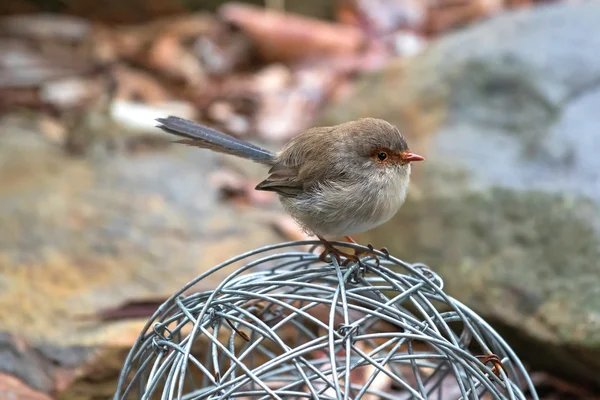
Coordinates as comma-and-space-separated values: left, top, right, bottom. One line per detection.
0, 0, 599, 398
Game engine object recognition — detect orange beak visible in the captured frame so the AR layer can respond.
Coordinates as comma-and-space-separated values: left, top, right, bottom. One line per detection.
401, 152, 425, 162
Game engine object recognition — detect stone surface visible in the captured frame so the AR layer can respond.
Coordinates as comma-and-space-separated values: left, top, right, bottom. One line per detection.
321, 1, 600, 388
0, 372, 53, 400
0, 115, 282, 395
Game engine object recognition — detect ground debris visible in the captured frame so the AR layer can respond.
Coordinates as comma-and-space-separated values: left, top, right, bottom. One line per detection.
0, 0, 560, 146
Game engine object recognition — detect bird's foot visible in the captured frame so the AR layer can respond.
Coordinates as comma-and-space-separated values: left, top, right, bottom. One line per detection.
344, 236, 389, 266
317, 236, 360, 266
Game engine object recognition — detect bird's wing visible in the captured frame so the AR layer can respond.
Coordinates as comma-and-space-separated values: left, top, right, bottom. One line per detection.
255, 125, 337, 197
255, 163, 305, 197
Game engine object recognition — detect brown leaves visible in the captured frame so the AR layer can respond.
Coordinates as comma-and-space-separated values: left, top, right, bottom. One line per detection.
0, 0, 543, 146
219, 2, 367, 63
426, 0, 505, 35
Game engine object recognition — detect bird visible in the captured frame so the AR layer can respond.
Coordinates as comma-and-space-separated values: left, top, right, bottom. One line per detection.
156, 116, 424, 264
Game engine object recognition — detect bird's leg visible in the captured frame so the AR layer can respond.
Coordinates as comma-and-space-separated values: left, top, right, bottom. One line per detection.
317, 235, 360, 265
344, 236, 389, 266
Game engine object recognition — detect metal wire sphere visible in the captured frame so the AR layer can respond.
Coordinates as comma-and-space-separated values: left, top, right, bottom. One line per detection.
114, 240, 538, 400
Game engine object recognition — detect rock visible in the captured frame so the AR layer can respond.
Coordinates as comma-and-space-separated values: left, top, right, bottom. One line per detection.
0, 372, 52, 400
0, 115, 282, 396
320, 1, 600, 388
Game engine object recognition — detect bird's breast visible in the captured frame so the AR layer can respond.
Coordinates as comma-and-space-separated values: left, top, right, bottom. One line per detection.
365, 172, 409, 225
280, 170, 409, 237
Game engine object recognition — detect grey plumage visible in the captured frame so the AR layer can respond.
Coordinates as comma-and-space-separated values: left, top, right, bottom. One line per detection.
156, 116, 276, 165
271, 118, 413, 236
156, 115, 422, 237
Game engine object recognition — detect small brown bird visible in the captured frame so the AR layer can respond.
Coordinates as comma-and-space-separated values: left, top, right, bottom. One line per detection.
156, 116, 424, 263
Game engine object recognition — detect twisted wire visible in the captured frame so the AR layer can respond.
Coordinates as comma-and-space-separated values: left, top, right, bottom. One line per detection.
113, 240, 539, 400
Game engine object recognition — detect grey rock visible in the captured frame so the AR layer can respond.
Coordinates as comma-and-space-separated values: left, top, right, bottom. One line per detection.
0, 116, 281, 394
321, 1, 600, 388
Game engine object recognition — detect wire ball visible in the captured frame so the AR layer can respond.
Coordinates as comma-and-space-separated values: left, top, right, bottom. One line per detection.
114, 240, 538, 400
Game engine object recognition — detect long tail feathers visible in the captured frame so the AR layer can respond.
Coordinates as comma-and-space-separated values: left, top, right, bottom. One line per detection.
156, 116, 276, 165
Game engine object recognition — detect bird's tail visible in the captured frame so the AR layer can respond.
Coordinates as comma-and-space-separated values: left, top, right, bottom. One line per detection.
156, 116, 276, 165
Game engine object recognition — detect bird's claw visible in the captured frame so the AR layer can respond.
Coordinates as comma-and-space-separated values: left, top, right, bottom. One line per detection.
354, 244, 389, 267
318, 245, 360, 266
341, 254, 360, 266
319, 236, 388, 266
318, 246, 340, 264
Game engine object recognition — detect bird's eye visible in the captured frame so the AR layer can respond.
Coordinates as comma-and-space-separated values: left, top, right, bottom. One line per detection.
377, 152, 388, 161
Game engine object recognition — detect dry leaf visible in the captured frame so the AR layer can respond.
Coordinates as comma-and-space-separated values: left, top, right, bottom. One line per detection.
219, 2, 366, 63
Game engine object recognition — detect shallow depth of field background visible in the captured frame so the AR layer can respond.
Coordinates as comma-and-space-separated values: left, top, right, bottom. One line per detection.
0, 0, 598, 398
